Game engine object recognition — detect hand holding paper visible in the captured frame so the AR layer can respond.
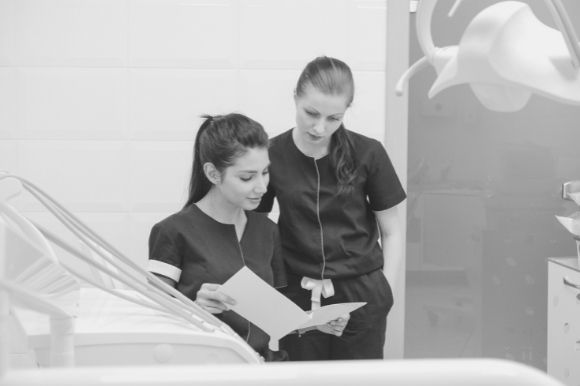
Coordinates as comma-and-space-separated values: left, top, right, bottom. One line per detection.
195, 282, 236, 314
314, 313, 350, 336
218, 267, 365, 350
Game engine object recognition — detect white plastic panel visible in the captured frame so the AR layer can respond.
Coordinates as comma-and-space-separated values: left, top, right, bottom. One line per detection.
547, 258, 580, 385
14, 288, 260, 367
0, 358, 567, 386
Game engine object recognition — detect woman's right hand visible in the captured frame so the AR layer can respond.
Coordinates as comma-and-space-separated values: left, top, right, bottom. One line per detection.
195, 283, 236, 314
316, 314, 350, 336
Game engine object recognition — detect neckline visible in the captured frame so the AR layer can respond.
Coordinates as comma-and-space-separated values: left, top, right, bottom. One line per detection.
190, 204, 249, 242
289, 128, 329, 161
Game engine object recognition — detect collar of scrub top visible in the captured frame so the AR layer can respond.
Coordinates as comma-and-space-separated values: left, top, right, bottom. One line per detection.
396, 0, 580, 112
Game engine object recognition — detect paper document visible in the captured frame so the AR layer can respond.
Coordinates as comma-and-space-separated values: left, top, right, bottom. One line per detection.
219, 267, 366, 342
300, 302, 364, 329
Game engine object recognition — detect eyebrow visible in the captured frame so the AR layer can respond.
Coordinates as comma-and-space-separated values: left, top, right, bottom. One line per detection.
305, 107, 344, 118
236, 163, 270, 173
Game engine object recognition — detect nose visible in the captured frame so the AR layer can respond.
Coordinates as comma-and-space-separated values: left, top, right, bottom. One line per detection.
254, 174, 268, 194
312, 119, 325, 135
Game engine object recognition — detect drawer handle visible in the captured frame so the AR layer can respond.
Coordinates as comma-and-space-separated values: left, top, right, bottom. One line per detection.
563, 277, 580, 290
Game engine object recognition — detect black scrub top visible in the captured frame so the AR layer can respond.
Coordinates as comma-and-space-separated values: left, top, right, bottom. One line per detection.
148, 204, 286, 354
256, 128, 406, 279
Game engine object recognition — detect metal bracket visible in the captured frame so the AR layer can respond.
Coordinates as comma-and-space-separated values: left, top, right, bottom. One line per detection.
562, 180, 580, 201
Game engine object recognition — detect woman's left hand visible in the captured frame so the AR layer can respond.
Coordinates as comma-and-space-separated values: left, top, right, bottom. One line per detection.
316, 314, 350, 336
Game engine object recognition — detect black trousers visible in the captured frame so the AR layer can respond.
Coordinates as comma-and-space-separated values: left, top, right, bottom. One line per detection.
280, 268, 393, 361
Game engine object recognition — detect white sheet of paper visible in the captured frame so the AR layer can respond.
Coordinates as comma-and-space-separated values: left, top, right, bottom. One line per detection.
219, 267, 309, 339
300, 302, 366, 329
219, 267, 366, 341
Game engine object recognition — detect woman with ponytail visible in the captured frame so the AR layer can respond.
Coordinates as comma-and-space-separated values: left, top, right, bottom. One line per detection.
147, 113, 290, 360
256, 56, 407, 360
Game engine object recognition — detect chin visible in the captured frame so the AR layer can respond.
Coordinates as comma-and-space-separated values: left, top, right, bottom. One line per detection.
244, 201, 261, 210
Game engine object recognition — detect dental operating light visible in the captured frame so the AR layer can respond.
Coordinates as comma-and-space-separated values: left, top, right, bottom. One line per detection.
396, 0, 580, 112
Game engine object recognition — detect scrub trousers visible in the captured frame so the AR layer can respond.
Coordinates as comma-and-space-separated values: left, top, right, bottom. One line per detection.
280, 268, 393, 361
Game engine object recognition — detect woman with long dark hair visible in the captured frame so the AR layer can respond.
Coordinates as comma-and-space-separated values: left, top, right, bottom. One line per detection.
147, 113, 286, 360
256, 56, 407, 360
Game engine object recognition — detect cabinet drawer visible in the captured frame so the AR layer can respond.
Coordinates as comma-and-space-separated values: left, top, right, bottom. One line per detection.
547, 259, 580, 385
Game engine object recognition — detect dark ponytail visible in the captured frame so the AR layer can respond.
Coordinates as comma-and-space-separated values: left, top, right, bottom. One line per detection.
184, 113, 268, 208
296, 56, 357, 195
330, 125, 357, 195
187, 115, 214, 206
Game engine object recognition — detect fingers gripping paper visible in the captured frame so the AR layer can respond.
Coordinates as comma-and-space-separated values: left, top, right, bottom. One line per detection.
219, 267, 365, 351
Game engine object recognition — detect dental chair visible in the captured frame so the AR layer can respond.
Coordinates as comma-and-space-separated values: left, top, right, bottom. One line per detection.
0, 174, 261, 368
0, 220, 566, 384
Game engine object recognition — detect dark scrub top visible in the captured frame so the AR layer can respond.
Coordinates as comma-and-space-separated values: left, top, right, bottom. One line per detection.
148, 204, 287, 356
256, 128, 406, 280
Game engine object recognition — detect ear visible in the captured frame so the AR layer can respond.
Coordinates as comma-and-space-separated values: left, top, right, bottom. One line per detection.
203, 162, 221, 184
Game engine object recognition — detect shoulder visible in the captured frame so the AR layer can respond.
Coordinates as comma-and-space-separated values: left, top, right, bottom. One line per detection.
266, 129, 297, 170
344, 128, 384, 152
343, 129, 389, 169
151, 207, 196, 236
268, 129, 293, 151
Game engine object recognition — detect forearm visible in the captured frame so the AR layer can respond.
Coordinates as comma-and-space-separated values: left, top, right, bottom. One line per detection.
381, 229, 404, 292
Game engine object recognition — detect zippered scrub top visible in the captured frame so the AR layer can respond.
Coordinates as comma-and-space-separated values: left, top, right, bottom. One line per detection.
256, 128, 406, 280
147, 204, 287, 355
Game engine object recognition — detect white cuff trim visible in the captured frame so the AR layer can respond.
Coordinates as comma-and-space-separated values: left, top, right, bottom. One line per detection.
148, 260, 181, 282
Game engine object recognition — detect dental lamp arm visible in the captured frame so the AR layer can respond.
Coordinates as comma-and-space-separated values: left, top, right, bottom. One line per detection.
415, 0, 437, 60
544, 0, 580, 68
395, 56, 429, 96
396, 0, 461, 96
448, 0, 464, 17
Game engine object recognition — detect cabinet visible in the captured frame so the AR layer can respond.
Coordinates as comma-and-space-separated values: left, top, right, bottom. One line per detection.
547, 257, 580, 386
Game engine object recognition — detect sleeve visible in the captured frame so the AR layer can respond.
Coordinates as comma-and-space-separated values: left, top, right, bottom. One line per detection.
366, 141, 407, 211
147, 222, 183, 282
270, 226, 287, 289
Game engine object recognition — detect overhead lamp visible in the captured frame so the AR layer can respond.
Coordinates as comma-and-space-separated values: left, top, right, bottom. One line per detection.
396, 0, 580, 112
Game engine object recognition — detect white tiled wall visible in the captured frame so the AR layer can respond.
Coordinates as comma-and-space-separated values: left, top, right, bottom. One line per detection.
0, 0, 387, 270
